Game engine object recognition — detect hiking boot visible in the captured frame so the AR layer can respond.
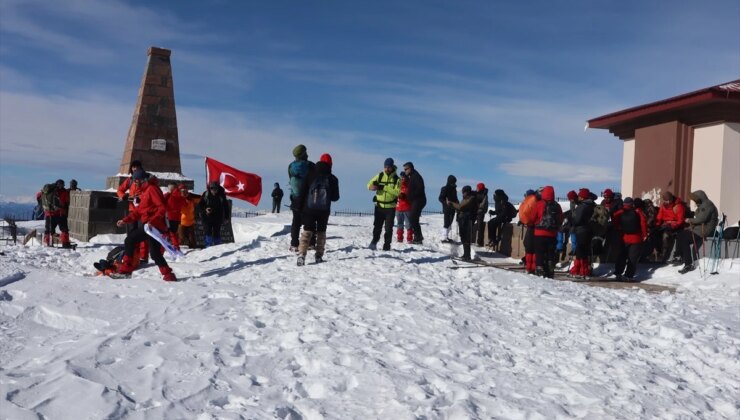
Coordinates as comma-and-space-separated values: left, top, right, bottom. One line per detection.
382, 243, 391, 251
368, 241, 378, 250
315, 256, 324, 264
396, 229, 404, 242
535, 266, 546, 277
297, 256, 305, 266
289, 245, 299, 253
678, 265, 695, 274
615, 274, 624, 282
159, 266, 177, 282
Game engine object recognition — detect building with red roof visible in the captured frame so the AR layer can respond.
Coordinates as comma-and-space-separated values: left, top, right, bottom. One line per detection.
588, 80, 740, 224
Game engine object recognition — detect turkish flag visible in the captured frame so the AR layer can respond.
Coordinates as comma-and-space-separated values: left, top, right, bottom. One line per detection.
205, 157, 262, 206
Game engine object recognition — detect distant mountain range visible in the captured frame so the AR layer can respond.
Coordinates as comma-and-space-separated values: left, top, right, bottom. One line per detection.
0, 200, 37, 220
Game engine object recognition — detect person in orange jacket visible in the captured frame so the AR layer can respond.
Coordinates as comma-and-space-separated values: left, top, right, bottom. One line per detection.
163, 182, 187, 251
115, 170, 176, 281
517, 189, 539, 274
117, 160, 150, 263
611, 197, 648, 281
178, 186, 201, 248
533, 186, 563, 278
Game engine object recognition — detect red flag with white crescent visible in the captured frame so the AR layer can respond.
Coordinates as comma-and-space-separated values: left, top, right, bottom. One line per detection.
205, 157, 262, 206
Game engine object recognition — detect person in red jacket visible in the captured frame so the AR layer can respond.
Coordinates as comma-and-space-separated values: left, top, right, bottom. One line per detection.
611, 197, 648, 281
654, 191, 685, 263
115, 170, 176, 281
395, 172, 413, 243
533, 185, 563, 278
41, 179, 72, 248
163, 182, 187, 251
117, 160, 151, 263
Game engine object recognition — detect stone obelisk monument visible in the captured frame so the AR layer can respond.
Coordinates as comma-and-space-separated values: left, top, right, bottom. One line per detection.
106, 46, 192, 189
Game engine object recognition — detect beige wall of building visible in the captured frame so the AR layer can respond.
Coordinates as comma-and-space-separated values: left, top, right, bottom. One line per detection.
691, 122, 740, 224
621, 138, 635, 197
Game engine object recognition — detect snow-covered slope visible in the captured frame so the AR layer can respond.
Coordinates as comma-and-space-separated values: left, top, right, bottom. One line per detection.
1, 214, 738, 419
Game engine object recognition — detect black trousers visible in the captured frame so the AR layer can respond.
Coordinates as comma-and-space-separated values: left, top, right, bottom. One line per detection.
372, 207, 396, 245
458, 216, 473, 245
167, 219, 180, 234
272, 199, 281, 213
523, 225, 535, 254
45, 215, 68, 234
442, 206, 455, 229
203, 217, 222, 240
290, 208, 302, 247
487, 216, 507, 245
677, 230, 703, 266
615, 239, 642, 277
124, 225, 167, 267
303, 211, 330, 233
534, 235, 557, 273
574, 229, 592, 260
409, 199, 426, 242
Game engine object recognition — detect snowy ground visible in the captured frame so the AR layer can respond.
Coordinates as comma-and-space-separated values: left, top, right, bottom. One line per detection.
0, 213, 738, 419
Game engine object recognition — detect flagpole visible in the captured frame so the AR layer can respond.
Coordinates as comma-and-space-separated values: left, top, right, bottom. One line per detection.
204, 156, 208, 189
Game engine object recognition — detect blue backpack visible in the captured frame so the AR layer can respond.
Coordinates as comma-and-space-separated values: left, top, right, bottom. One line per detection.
306, 175, 330, 211
289, 160, 311, 197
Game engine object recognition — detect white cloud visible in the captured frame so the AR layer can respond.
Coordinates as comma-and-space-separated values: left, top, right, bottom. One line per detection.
499, 159, 619, 183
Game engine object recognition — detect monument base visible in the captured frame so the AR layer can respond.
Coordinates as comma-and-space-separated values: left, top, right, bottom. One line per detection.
68, 190, 128, 241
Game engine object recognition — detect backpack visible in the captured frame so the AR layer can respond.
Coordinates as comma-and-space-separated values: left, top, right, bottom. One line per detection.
589, 204, 609, 236
306, 175, 331, 211
518, 195, 538, 225
289, 160, 312, 197
505, 201, 517, 221
41, 184, 59, 212
620, 209, 640, 234
536, 201, 561, 230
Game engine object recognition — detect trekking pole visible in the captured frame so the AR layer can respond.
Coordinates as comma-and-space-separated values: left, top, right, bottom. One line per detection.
690, 226, 702, 277
709, 215, 726, 275
730, 220, 740, 270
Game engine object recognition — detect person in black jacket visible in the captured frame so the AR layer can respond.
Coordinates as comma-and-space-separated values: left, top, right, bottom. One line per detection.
569, 188, 595, 278
271, 182, 284, 213
297, 154, 340, 266
449, 186, 478, 261
486, 189, 512, 249
402, 162, 426, 244
438, 175, 458, 243
472, 183, 489, 247
199, 181, 228, 247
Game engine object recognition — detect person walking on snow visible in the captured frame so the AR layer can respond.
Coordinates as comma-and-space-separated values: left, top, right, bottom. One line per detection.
271, 182, 284, 213
297, 153, 340, 266
403, 161, 426, 244
438, 175, 458, 243
676, 190, 718, 274
396, 172, 413, 243
114, 170, 176, 281
449, 185, 478, 261
368, 158, 400, 250
288, 145, 315, 251
117, 160, 150, 263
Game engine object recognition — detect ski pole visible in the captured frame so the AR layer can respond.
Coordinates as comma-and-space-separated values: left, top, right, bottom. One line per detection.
690, 226, 702, 277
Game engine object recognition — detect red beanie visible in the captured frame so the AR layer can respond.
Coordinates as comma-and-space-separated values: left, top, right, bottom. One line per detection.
476, 183, 485, 191
603, 188, 614, 199
319, 153, 332, 168
578, 188, 590, 200
567, 190, 577, 200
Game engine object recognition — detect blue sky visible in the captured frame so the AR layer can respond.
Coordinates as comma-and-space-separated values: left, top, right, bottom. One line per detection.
1, 0, 738, 210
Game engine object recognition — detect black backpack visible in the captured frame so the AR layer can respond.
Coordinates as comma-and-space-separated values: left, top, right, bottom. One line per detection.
536, 201, 561, 230
620, 209, 640, 234
306, 175, 331, 210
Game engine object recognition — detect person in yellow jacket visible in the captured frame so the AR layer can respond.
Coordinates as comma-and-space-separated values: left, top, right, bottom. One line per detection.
178, 185, 202, 248
367, 158, 401, 251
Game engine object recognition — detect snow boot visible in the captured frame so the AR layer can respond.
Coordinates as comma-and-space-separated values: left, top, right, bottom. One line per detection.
159, 265, 177, 282
298, 230, 312, 257
204, 235, 213, 248
678, 265, 695, 274
315, 231, 327, 262
396, 228, 404, 243
60, 231, 72, 248
382, 242, 391, 251
406, 229, 414, 243
525, 253, 536, 274
117, 255, 135, 275
214, 236, 222, 246
43, 232, 52, 247
569, 258, 582, 277
535, 266, 546, 277
297, 255, 305, 266
461, 243, 471, 261
368, 241, 378, 250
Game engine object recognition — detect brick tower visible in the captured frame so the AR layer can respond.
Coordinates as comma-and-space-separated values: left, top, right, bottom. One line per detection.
107, 46, 191, 189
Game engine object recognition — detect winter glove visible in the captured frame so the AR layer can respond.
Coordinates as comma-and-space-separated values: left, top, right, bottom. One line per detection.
375, 184, 384, 191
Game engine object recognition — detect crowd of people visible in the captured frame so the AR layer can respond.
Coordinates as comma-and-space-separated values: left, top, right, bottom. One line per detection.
39, 149, 720, 282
